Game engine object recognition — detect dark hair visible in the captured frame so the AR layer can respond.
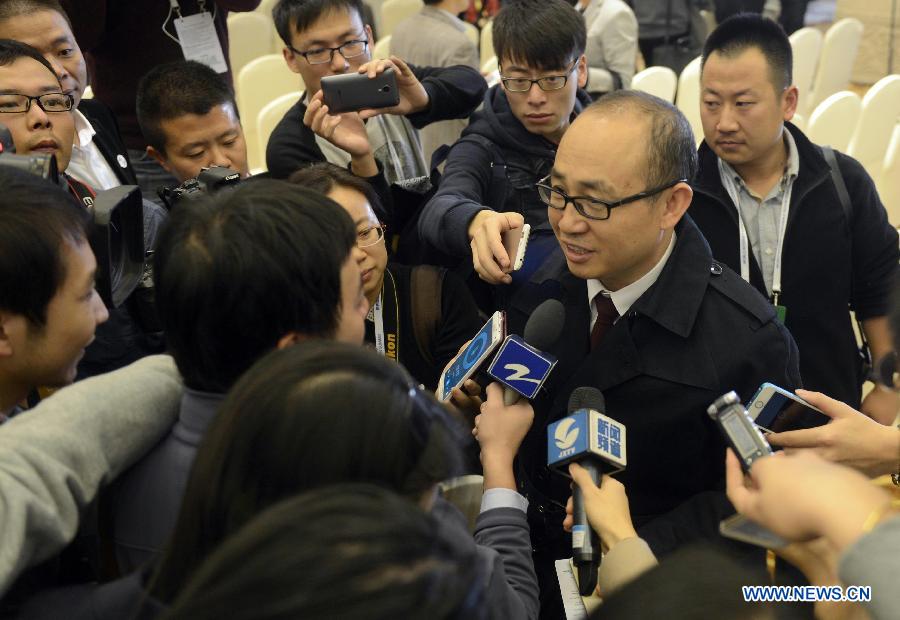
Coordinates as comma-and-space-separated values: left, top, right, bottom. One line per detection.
152, 180, 356, 392
161, 485, 485, 620
149, 341, 464, 602
0, 166, 89, 327
596, 545, 774, 620
0, 0, 71, 27
586, 90, 698, 189
136, 60, 237, 153
273, 0, 367, 47
702, 14, 793, 92
493, 0, 586, 72
0, 37, 57, 77
288, 162, 384, 217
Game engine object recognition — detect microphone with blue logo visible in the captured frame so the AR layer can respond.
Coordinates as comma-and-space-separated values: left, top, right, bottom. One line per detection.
547, 387, 627, 596
487, 299, 564, 406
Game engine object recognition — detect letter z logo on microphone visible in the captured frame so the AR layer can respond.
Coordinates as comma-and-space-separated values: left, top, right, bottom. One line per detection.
488, 335, 557, 400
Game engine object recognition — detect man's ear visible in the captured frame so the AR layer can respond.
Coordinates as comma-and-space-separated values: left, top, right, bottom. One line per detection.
782, 85, 799, 122
0, 312, 20, 357
659, 182, 693, 229
283, 44, 305, 75
146, 145, 172, 173
276, 331, 305, 349
576, 54, 588, 89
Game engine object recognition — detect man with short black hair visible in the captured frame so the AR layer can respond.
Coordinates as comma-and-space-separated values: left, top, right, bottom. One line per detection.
136, 60, 250, 184
690, 14, 899, 423
111, 180, 370, 573
265, 0, 485, 181
418, 0, 591, 293
0, 167, 108, 420
509, 89, 800, 616
0, 37, 167, 379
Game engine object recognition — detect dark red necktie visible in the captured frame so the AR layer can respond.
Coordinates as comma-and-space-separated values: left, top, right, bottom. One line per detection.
590, 294, 619, 351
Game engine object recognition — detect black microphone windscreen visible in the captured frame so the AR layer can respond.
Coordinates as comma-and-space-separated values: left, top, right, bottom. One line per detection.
567, 386, 606, 415
523, 299, 565, 351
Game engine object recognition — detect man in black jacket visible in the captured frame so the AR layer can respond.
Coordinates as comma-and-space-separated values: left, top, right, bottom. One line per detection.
418, 0, 591, 294
509, 89, 800, 618
690, 15, 899, 423
265, 0, 485, 182
0, 0, 136, 189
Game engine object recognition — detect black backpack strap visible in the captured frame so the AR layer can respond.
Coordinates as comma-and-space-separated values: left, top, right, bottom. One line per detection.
821, 146, 871, 371
410, 266, 445, 369
822, 146, 853, 230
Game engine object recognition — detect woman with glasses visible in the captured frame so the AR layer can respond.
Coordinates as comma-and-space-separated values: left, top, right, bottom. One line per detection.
289, 163, 482, 393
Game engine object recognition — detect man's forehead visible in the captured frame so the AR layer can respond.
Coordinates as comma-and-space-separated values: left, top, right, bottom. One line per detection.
500, 56, 569, 75
0, 60, 60, 93
0, 10, 73, 44
292, 8, 364, 44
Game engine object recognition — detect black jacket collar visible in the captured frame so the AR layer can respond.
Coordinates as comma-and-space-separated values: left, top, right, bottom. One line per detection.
693, 122, 833, 232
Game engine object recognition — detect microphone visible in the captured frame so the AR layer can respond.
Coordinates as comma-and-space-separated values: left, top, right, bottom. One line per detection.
487, 299, 564, 406
547, 387, 627, 596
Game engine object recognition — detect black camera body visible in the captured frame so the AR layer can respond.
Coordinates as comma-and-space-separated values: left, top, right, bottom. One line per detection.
159, 166, 241, 210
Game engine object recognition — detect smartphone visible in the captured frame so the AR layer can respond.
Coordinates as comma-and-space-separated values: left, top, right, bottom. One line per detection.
719, 514, 787, 549
320, 67, 400, 114
502, 224, 531, 272
748, 383, 829, 434
437, 311, 505, 402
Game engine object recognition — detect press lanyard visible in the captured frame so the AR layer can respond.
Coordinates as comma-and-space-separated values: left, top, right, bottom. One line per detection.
722, 168, 794, 307
372, 269, 399, 360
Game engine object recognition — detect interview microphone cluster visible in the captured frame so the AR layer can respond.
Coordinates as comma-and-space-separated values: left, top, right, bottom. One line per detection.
547, 387, 627, 596
488, 299, 564, 405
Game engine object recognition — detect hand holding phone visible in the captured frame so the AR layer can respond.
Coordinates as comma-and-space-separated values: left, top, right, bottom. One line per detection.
502, 224, 531, 272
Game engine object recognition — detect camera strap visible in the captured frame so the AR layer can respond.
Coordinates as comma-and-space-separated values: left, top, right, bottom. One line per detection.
64, 174, 97, 209
371, 268, 400, 361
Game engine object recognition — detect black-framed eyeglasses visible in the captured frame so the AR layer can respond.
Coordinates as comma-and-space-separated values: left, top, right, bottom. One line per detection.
288, 38, 369, 65
0, 92, 74, 114
500, 59, 578, 93
356, 223, 385, 248
536, 175, 687, 220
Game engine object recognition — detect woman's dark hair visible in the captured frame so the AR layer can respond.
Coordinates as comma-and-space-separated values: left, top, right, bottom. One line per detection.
153, 180, 356, 392
288, 162, 385, 219
595, 545, 774, 620
161, 484, 486, 620
150, 341, 464, 602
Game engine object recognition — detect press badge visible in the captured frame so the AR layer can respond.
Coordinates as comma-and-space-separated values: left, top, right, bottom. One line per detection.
173, 12, 228, 74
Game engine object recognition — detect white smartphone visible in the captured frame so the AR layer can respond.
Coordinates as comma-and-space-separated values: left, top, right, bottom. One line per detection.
747, 383, 829, 434
436, 311, 506, 402
719, 513, 787, 549
502, 224, 531, 272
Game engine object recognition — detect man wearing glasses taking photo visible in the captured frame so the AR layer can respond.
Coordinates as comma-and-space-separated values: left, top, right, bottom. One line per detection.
418, 0, 592, 309
265, 0, 485, 183
505, 89, 801, 617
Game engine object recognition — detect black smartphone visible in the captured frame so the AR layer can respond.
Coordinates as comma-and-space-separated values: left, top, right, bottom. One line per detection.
320, 67, 400, 114
748, 383, 830, 433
